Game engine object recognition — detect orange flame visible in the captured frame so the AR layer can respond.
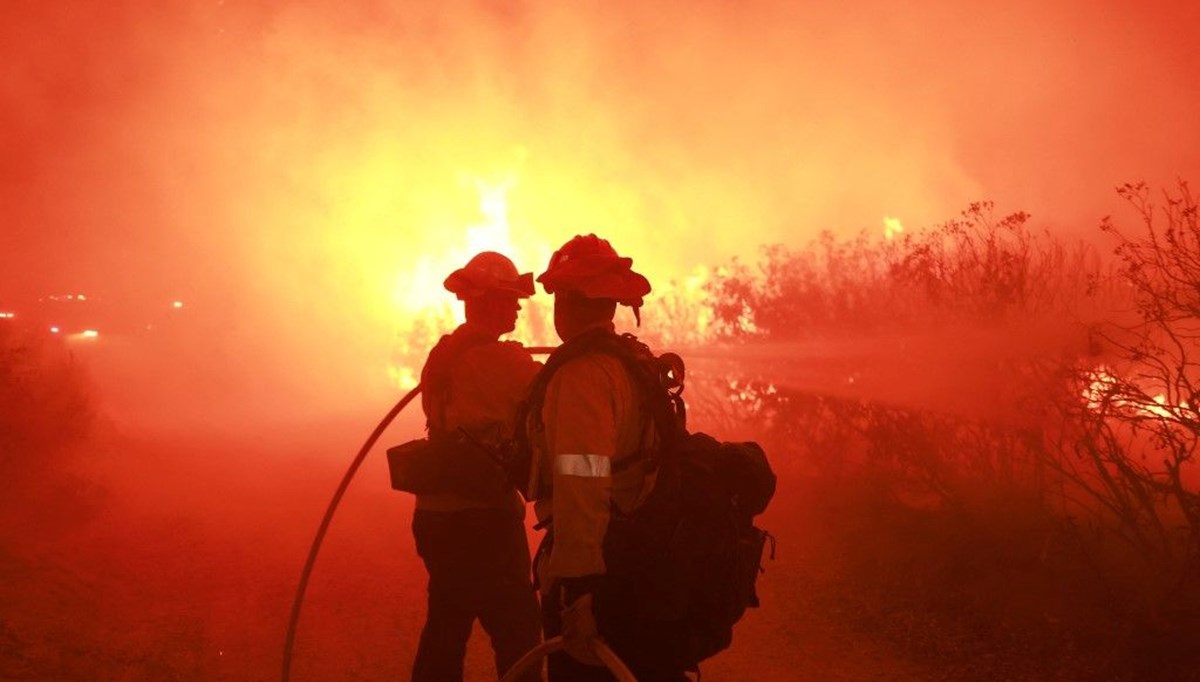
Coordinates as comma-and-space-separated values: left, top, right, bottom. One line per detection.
386, 173, 554, 388
379, 158, 732, 389
1083, 365, 1190, 421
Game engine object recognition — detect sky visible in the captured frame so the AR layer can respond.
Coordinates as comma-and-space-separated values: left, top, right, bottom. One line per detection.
2, 0, 1199, 405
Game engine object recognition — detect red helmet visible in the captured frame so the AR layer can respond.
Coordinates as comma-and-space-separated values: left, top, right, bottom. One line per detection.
537, 234, 651, 309
443, 251, 535, 301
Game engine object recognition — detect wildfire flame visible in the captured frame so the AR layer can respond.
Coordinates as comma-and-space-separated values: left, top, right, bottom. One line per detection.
381, 164, 731, 390
386, 173, 554, 389
1083, 365, 1190, 421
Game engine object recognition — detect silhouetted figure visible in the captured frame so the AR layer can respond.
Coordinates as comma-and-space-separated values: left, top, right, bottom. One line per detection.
520, 235, 691, 682
410, 252, 542, 682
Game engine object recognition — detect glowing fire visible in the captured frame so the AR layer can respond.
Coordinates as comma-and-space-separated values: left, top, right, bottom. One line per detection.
1083, 365, 1190, 421
884, 216, 904, 240
387, 174, 554, 389
645, 264, 747, 346
379, 163, 724, 389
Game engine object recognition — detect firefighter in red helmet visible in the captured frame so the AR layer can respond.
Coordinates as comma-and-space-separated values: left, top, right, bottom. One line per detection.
410, 251, 542, 682
521, 235, 690, 681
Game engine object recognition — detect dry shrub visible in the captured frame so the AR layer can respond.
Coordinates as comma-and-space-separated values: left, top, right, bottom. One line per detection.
707, 202, 1103, 339
1038, 182, 1200, 628
0, 323, 94, 468
0, 321, 100, 538
694, 190, 1200, 677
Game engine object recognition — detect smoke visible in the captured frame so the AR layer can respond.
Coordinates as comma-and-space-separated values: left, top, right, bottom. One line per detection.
687, 318, 1094, 426
5, 5, 1200, 676
3, 0, 1199, 419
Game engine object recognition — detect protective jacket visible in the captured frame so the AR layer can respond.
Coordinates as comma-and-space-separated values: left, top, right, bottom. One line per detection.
529, 323, 658, 580
418, 322, 540, 514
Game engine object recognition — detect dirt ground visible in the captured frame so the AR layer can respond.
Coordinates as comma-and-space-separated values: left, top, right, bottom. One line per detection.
0, 405, 942, 681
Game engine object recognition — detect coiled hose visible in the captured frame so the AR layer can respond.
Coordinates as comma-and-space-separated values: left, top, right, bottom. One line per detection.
500, 636, 638, 682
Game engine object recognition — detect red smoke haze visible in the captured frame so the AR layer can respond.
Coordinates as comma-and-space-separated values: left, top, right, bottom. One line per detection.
4, 0, 1199, 412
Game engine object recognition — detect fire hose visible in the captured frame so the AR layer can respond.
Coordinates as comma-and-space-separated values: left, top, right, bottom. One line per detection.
282, 346, 564, 681
281, 382, 424, 682
500, 636, 638, 682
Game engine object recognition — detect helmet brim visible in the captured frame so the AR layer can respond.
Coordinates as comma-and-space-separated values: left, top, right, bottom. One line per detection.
444, 269, 535, 300
538, 260, 649, 307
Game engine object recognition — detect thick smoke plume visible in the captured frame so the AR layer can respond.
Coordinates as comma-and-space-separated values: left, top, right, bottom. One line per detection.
4, 3, 1200, 679
4, 0, 1199, 417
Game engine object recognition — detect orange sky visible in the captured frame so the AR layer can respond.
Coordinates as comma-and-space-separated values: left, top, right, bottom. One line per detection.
3, 0, 1199, 405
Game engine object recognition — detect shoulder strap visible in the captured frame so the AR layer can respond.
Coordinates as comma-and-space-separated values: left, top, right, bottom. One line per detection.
513, 330, 687, 477
421, 328, 495, 435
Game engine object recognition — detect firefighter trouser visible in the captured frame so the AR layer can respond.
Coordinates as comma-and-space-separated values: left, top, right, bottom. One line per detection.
537, 535, 692, 682
411, 508, 542, 682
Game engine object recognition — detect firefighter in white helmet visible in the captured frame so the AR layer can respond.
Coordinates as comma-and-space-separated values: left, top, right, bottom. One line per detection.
410, 251, 542, 682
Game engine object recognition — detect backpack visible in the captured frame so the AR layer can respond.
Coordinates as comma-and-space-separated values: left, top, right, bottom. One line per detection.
514, 329, 776, 669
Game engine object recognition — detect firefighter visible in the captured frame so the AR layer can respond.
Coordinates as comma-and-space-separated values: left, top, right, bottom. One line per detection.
410, 251, 543, 682
525, 235, 691, 682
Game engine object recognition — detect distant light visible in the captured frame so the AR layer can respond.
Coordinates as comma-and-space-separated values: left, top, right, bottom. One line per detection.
883, 216, 905, 240
172, 300, 184, 309
77, 294, 87, 301
82, 330, 99, 338
50, 326, 60, 333
0, 312, 14, 319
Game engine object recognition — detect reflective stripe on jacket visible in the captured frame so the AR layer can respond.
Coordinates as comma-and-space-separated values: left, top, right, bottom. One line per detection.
417, 323, 541, 514
532, 342, 657, 579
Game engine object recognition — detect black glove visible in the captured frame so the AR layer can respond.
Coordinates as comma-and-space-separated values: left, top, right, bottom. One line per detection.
559, 575, 605, 666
